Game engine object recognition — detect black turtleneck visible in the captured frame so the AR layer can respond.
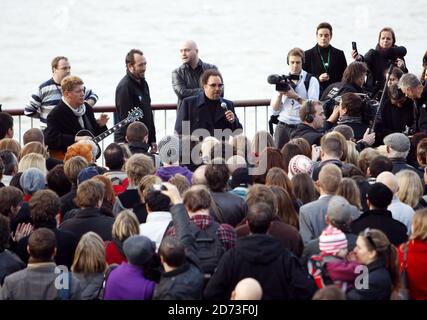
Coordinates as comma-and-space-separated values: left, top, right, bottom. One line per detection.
204, 95, 220, 123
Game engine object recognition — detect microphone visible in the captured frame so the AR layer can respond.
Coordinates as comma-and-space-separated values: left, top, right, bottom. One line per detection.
220, 102, 228, 111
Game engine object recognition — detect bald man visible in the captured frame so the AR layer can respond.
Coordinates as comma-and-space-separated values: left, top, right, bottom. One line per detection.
172, 40, 217, 109
231, 278, 263, 300
376, 171, 414, 234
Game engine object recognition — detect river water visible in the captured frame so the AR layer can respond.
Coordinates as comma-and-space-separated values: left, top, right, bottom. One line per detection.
0, 0, 425, 140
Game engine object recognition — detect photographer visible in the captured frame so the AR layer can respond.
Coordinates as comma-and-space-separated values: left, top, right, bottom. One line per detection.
270, 48, 320, 149
352, 27, 408, 95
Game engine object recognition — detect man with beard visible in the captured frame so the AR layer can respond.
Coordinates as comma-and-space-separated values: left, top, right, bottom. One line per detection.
115, 49, 156, 152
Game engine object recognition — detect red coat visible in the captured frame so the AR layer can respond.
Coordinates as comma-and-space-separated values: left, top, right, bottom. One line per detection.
105, 240, 127, 265
399, 240, 427, 300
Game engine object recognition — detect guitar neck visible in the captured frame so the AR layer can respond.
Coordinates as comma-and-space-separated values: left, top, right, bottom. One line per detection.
92, 117, 134, 143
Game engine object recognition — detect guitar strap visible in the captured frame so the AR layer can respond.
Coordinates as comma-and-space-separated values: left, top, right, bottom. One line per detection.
82, 114, 95, 134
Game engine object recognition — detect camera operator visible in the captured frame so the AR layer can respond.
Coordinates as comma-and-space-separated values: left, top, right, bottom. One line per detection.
270, 48, 320, 149
399, 73, 427, 133
352, 27, 408, 96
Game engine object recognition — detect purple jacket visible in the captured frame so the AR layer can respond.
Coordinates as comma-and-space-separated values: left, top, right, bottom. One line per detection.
104, 263, 155, 300
156, 166, 193, 184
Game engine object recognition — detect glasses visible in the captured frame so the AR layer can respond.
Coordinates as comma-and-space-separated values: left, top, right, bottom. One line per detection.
207, 83, 224, 88
58, 66, 71, 70
363, 228, 377, 249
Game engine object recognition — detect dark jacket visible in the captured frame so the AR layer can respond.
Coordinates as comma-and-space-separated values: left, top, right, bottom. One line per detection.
311, 159, 352, 181
290, 123, 323, 146
351, 209, 408, 246
211, 191, 247, 227
415, 85, 427, 133
16, 220, 78, 269
172, 59, 217, 109
73, 273, 104, 300
380, 98, 415, 137
153, 204, 204, 300
174, 92, 242, 137
304, 44, 347, 94
363, 46, 408, 93
390, 157, 423, 181
44, 100, 107, 152
59, 207, 114, 241
115, 71, 155, 144
346, 259, 392, 300
236, 217, 304, 257
60, 185, 77, 218
204, 233, 317, 300
0, 250, 25, 286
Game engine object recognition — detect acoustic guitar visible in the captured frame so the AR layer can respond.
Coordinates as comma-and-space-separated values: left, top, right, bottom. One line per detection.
50, 107, 144, 160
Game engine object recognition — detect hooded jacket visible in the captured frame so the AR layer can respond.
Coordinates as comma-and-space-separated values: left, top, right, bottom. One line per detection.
204, 233, 316, 300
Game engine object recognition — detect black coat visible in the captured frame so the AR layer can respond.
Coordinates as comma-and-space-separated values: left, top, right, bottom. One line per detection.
379, 97, 415, 138
174, 92, 242, 137
172, 59, 217, 109
346, 259, 392, 300
44, 100, 107, 152
114, 72, 156, 144
204, 234, 317, 300
0, 250, 25, 286
211, 191, 247, 227
304, 44, 347, 94
351, 209, 408, 246
291, 123, 323, 146
59, 207, 114, 241
16, 221, 78, 269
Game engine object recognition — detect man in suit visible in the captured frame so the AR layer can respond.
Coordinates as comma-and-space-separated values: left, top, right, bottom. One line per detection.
299, 164, 360, 244
303, 22, 347, 95
44, 75, 108, 159
0, 228, 81, 300
174, 69, 242, 140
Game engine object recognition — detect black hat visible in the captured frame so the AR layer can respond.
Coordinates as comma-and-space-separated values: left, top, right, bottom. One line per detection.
230, 167, 251, 189
367, 182, 393, 209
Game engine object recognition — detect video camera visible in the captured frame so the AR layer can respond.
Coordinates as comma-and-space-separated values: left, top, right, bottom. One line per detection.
267, 74, 300, 92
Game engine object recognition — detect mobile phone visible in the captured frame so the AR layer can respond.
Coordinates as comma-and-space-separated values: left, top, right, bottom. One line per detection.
352, 41, 358, 52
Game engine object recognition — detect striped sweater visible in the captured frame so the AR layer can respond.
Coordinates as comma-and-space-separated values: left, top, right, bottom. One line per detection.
25, 78, 98, 126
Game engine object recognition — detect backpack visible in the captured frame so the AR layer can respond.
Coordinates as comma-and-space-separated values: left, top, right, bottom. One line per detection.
307, 254, 334, 289
188, 221, 225, 277
269, 73, 313, 135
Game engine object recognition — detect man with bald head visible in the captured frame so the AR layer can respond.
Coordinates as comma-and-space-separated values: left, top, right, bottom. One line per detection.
376, 171, 414, 234
172, 40, 217, 109
231, 278, 263, 300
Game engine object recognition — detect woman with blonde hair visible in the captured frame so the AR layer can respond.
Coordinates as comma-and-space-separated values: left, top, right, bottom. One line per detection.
396, 170, 424, 209
18, 153, 47, 176
0, 138, 21, 159
337, 178, 362, 210
398, 209, 427, 299
19, 141, 48, 160
105, 210, 140, 265
71, 231, 107, 299
345, 141, 359, 167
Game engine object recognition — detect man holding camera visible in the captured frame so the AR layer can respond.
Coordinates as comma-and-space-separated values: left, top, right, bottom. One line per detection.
270, 48, 320, 149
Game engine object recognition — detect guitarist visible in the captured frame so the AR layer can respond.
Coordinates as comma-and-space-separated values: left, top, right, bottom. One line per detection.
44, 75, 109, 160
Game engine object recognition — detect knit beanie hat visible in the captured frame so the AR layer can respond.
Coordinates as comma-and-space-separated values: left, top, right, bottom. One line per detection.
20, 168, 45, 195
319, 225, 348, 255
288, 155, 314, 179
77, 166, 99, 185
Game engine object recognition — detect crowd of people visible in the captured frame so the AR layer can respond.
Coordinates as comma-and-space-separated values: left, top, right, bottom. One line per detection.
0, 22, 427, 300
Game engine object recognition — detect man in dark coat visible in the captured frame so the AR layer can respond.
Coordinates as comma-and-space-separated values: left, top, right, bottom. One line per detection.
172, 40, 217, 109
291, 99, 326, 146
44, 75, 108, 159
303, 22, 347, 95
204, 202, 316, 300
174, 69, 242, 140
115, 49, 156, 150
351, 182, 408, 246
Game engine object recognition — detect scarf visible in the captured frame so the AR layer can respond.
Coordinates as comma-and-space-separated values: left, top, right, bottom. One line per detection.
62, 97, 86, 128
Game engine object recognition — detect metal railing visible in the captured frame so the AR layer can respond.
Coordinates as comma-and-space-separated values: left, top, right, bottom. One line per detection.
6, 99, 271, 165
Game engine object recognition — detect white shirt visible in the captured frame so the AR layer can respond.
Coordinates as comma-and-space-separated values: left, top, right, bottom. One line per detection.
270, 70, 320, 124
139, 211, 172, 251
388, 196, 414, 235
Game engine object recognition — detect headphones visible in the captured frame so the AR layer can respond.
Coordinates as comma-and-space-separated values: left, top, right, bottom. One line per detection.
304, 100, 315, 123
